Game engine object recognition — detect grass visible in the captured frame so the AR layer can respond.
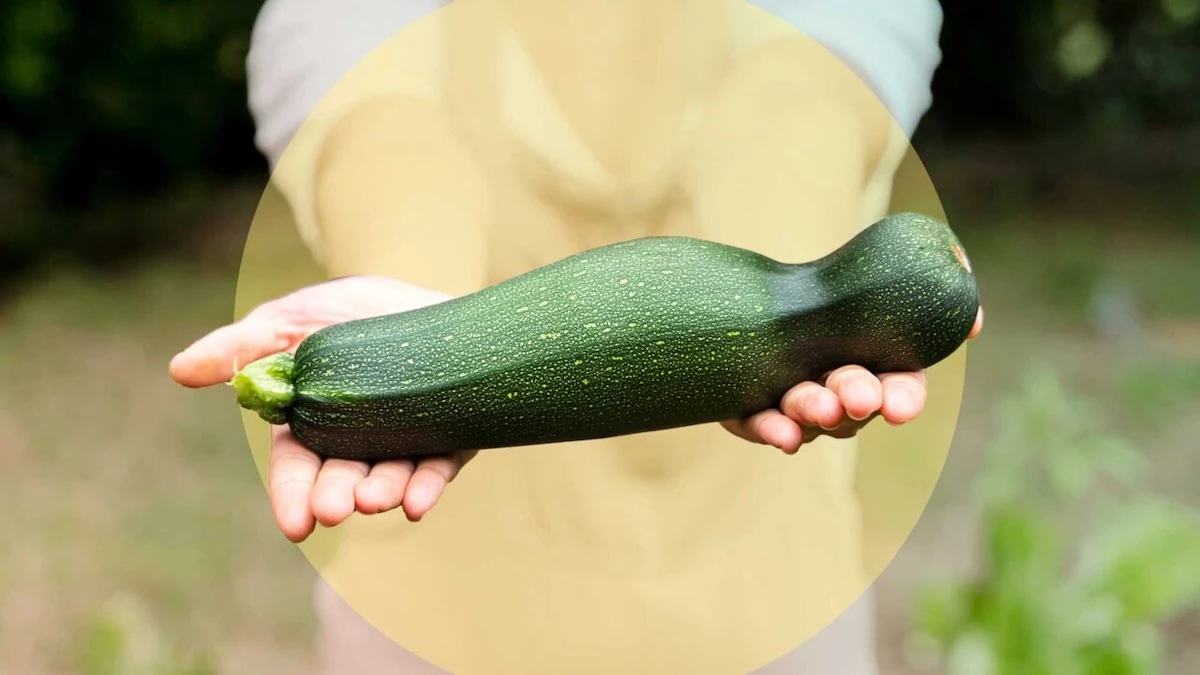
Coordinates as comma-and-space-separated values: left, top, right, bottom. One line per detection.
0, 178, 1196, 674
0, 188, 320, 674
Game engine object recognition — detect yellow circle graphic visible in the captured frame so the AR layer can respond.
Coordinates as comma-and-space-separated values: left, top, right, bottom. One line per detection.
234, 1, 970, 672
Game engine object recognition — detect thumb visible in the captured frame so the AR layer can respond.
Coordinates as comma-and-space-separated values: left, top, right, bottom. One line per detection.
169, 313, 293, 389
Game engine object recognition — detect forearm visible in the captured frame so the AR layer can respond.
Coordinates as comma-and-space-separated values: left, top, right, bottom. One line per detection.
314, 94, 492, 296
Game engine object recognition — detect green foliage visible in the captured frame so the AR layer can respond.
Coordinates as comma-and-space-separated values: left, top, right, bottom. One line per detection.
1116, 356, 1200, 428
78, 593, 216, 675
0, 0, 262, 276
0, 0, 261, 196
908, 366, 1200, 675
933, 0, 1200, 138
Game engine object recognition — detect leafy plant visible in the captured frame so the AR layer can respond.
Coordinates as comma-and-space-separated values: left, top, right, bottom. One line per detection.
907, 365, 1200, 675
0, 0, 263, 278
78, 593, 215, 675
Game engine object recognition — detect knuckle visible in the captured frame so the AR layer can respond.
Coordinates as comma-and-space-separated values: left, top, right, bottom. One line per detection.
782, 381, 821, 412
745, 412, 773, 442
420, 458, 458, 483
270, 476, 312, 494
825, 365, 868, 391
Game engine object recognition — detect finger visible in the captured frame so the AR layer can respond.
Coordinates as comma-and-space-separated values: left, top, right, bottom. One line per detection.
725, 409, 803, 453
402, 452, 475, 521
720, 417, 766, 447
969, 306, 984, 339
356, 460, 416, 515
779, 381, 844, 430
721, 410, 762, 444
169, 314, 291, 388
310, 458, 371, 527
751, 409, 804, 453
268, 427, 323, 543
878, 371, 928, 425
825, 366, 884, 421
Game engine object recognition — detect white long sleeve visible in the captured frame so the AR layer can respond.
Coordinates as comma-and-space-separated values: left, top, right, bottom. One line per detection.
246, 0, 446, 169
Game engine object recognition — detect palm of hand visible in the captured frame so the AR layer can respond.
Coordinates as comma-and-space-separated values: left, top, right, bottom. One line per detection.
171, 276, 473, 542
171, 276, 981, 543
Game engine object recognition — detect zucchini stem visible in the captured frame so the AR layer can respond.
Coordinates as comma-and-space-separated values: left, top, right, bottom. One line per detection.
229, 352, 296, 425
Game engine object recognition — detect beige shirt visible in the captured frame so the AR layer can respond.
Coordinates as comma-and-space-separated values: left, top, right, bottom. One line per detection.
251, 2, 923, 672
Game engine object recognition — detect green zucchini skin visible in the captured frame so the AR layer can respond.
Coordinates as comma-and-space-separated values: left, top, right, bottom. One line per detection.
239, 212, 980, 461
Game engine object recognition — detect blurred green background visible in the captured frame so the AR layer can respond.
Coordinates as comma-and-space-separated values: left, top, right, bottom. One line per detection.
1, 1, 1198, 674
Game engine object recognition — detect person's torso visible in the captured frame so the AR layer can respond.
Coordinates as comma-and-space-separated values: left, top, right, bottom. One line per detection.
289, 2, 892, 671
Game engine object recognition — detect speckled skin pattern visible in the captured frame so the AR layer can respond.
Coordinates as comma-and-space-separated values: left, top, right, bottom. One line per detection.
284, 212, 980, 461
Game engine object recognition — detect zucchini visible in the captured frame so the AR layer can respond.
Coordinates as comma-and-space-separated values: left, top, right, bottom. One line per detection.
233, 212, 980, 461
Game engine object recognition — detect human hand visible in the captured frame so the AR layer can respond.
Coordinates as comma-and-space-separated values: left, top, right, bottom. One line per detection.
721, 307, 985, 453
169, 276, 475, 542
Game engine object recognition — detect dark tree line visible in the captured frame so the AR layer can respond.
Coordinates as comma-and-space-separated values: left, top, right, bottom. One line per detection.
931, 0, 1200, 140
